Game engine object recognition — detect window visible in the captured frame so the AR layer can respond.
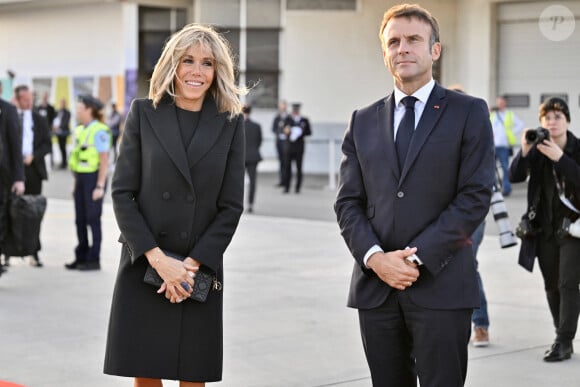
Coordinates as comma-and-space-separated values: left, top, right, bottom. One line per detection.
540, 94, 568, 104
287, 0, 356, 11
139, 7, 187, 73
246, 29, 279, 108
504, 94, 530, 108
209, 0, 281, 108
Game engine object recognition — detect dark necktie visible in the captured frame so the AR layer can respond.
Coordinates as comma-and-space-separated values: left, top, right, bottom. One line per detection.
18, 111, 24, 128
395, 96, 418, 169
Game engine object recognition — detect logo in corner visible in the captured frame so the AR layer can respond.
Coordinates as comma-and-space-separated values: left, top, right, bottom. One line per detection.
539, 5, 575, 42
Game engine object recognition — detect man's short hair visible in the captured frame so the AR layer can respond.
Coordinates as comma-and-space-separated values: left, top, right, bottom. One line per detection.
14, 84, 30, 96
379, 3, 440, 50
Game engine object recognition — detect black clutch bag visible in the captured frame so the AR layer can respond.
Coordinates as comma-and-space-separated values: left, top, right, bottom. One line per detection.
143, 250, 215, 302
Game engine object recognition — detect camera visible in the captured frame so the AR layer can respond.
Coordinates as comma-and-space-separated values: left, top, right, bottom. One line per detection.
516, 217, 540, 239
525, 127, 550, 145
557, 218, 580, 239
490, 190, 518, 248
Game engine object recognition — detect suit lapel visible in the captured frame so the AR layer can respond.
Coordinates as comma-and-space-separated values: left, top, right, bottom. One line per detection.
376, 94, 400, 181
399, 84, 447, 184
186, 94, 227, 168
144, 97, 192, 187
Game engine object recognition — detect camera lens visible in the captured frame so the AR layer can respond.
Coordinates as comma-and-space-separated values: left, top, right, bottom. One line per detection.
525, 131, 537, 144
525, 127, 549, 145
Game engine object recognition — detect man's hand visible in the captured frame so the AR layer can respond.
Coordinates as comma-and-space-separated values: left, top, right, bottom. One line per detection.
23, 155, 34, 166
367, 247, 420, 290
11, 181, 25, 195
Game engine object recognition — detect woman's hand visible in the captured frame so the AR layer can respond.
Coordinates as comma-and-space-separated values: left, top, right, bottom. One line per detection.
158, 257, 200, 303
536, 138, 564, 162
147, 251, 197, 303
520, 128, 534, 157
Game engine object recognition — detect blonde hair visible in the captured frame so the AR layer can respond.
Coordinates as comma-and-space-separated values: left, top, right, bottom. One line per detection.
149, 24, 247, 118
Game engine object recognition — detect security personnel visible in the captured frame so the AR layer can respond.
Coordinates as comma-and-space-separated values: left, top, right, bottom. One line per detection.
65, 95, 111, 271
490, 95, 524, 196
281, 103, 311, 194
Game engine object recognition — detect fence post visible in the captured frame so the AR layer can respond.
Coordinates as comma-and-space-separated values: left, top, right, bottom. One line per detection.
328, 138, 336, 190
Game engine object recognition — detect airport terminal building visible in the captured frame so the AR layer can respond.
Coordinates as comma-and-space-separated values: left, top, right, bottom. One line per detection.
0, 0, 578, 173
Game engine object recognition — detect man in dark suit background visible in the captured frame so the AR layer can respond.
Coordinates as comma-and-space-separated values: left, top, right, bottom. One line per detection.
281, 103, 311, 194
272, 99, 288, 186
53, 98, 71, 168
5, 85, 52, 267
36, 91, 56, 168
334, 4, 495, 387
242, 104, 262, 213
14, 85, 51, 195
0, 90, 25, 274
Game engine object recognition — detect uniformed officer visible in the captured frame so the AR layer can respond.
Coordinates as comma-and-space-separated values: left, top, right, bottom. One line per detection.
282, 103, 311, 193
65, 94, 111, 271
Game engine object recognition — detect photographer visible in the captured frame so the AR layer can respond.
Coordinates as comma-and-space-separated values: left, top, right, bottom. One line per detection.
509, 97, 580, 362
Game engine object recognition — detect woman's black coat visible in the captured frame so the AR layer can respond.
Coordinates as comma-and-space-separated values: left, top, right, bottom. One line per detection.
104, 94, 245, 382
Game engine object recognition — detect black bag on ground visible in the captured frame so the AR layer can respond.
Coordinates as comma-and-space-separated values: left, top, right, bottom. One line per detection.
5, 194, 47, 256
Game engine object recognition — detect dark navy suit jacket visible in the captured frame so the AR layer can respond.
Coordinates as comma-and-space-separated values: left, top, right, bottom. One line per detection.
335, 84, 495, 310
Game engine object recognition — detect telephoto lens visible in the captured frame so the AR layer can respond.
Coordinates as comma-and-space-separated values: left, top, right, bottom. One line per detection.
525, 127, 550, 145
490, 190, 518, 248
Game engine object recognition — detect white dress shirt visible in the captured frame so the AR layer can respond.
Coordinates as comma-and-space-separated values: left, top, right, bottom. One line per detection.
362, 79, 435, 267
20, 109, 34, 157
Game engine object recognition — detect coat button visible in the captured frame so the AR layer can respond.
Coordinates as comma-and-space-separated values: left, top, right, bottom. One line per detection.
186, 195, 194, 202
180, 232, 188, 239
397, 191, 404, 198
162, 192, 171, 200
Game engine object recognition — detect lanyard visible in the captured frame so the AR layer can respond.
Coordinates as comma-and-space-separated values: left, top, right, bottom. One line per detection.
552, 167, 580, 214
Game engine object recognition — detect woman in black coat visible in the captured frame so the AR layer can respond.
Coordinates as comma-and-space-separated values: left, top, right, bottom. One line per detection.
104, 24, 246, 386
510, 97, 580, 363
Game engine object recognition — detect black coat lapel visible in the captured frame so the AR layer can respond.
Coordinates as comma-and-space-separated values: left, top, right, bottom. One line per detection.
186, 94, 227, 168
144, 97, 192, 188
400, 84, 447, 184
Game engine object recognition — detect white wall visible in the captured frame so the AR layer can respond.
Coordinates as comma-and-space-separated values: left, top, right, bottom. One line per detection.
453, 0, 493, 102
0, 2, 124, 78
283, 0, 390, 124
282, 0, 464, 125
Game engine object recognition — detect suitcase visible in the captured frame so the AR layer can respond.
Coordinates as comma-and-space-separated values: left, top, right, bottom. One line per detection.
4, 194, 47, 257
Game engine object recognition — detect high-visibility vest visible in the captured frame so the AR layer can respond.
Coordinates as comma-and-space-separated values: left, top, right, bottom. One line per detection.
490, 110, 517, 146
68, 121, 110, 173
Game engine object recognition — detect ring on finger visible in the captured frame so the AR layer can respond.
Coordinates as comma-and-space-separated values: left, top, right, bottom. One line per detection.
181, 281, 191, 292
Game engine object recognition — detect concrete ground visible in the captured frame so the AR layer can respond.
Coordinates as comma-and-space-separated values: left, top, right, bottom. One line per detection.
0, 164, 579, 387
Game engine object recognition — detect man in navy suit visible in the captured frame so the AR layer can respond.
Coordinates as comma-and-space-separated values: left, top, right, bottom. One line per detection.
242, 104, 262, 213
334, 4, 495, 387
0, 90, 25, 273
5, 85, 52, 267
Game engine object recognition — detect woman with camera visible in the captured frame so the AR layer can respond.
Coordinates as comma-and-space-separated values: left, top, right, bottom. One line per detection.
510, 97, 580, 362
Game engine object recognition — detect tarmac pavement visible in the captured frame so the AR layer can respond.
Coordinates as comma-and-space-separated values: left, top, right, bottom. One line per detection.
0, 165, 579, 387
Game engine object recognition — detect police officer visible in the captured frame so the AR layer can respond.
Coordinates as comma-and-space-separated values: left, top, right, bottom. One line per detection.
282, 103, 311, 193
65, 95, 111, 271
